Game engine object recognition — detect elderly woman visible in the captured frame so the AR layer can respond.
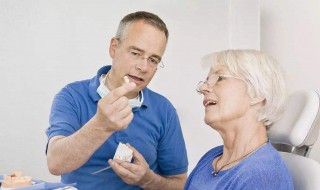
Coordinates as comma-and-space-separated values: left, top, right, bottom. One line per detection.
184, 50, 294, 190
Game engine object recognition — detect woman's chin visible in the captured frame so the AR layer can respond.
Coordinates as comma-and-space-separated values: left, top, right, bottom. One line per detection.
204, 117, 216, 126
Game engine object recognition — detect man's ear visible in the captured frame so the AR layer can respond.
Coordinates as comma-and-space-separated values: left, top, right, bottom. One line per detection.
250, 97, 265, 106
109, 37, 119, 59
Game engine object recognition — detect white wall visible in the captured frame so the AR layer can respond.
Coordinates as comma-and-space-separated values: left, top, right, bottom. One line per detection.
261, 0, 320, 162
0, 0, 259, 181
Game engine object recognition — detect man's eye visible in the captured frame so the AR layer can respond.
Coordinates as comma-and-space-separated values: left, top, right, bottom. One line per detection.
148, 58, 159, 65
129, 51, 140, 57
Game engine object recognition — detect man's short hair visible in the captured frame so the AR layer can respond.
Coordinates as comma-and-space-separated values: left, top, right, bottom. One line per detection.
116, 11, 169, 42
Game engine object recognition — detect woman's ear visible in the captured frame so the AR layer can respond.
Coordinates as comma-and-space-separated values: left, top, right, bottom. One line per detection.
250, 97, 266, 106
109, 37, 119, 59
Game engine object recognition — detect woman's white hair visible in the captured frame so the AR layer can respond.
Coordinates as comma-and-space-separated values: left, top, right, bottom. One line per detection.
208, 49, 287, 127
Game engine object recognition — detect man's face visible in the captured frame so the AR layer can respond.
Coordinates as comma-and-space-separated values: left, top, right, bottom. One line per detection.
108, 20, 167, 98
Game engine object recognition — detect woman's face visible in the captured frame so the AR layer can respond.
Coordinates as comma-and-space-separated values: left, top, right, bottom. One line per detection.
199, 65, 252, 128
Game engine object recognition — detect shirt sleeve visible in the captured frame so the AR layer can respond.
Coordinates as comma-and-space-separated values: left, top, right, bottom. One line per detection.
46, 86, 80, 140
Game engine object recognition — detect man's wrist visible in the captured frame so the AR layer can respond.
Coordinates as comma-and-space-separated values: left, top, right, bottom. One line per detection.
90, 115, 114, 133
140, 169, 162, 190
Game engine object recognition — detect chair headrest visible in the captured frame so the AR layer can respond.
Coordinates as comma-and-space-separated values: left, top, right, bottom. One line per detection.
268, 90, 320, 147
279, 151, 320, 190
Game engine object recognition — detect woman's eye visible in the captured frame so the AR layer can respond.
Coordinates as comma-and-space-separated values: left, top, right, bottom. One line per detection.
217, 76, 225, 82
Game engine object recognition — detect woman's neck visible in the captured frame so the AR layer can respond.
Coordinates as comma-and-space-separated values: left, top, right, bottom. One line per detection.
218, 121, 267, 165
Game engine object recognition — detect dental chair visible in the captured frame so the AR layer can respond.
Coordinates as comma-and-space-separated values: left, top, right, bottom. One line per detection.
268, 90, 320, 190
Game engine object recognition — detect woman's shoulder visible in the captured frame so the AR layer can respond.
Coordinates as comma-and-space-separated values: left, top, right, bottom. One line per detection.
233, 143, 294, 189
250, 142, 285, 164
198, 145, 224, 163
243, 143, 288, 169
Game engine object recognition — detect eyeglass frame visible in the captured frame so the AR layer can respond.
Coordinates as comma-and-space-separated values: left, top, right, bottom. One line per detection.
115, 38, 164, 70
196, 74, 246, 94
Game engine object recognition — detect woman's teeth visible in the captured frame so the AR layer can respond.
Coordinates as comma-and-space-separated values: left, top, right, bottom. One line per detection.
205, 101, 217, 107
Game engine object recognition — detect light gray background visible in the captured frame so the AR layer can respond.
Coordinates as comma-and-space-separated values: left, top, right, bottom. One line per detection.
0, 0, 319, 182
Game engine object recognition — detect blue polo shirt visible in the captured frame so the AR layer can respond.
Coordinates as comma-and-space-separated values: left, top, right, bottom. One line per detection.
46, 66, 188, 190
184, 143, 293, 190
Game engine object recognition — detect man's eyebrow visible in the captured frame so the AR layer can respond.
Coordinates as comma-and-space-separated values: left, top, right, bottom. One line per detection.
128, 46, 162, 60
128, 46, 144, 53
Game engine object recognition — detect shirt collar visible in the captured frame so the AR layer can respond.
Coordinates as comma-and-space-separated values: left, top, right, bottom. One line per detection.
89, 66, 148, 108
99, 73, 144, 102
89, 66, 111, 102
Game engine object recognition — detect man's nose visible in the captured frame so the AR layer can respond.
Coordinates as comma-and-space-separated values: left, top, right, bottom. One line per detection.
135, 57, 149, 71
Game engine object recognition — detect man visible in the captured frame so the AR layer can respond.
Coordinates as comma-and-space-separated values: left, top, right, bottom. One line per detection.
46, 11, 188, 189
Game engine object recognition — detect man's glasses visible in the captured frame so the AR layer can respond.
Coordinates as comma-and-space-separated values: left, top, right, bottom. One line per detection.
196, 74, 246, 94
127, 50, 164, 70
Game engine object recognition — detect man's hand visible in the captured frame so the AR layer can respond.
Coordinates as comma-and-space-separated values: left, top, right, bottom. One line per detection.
94, 82, 136, 132
47, 82, 137, 175
108, 143, 154, 187
108, 144, 187, 190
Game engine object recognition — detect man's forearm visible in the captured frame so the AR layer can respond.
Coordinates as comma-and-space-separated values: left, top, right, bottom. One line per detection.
142, 171, 187, 190
47, 117, 113, 175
